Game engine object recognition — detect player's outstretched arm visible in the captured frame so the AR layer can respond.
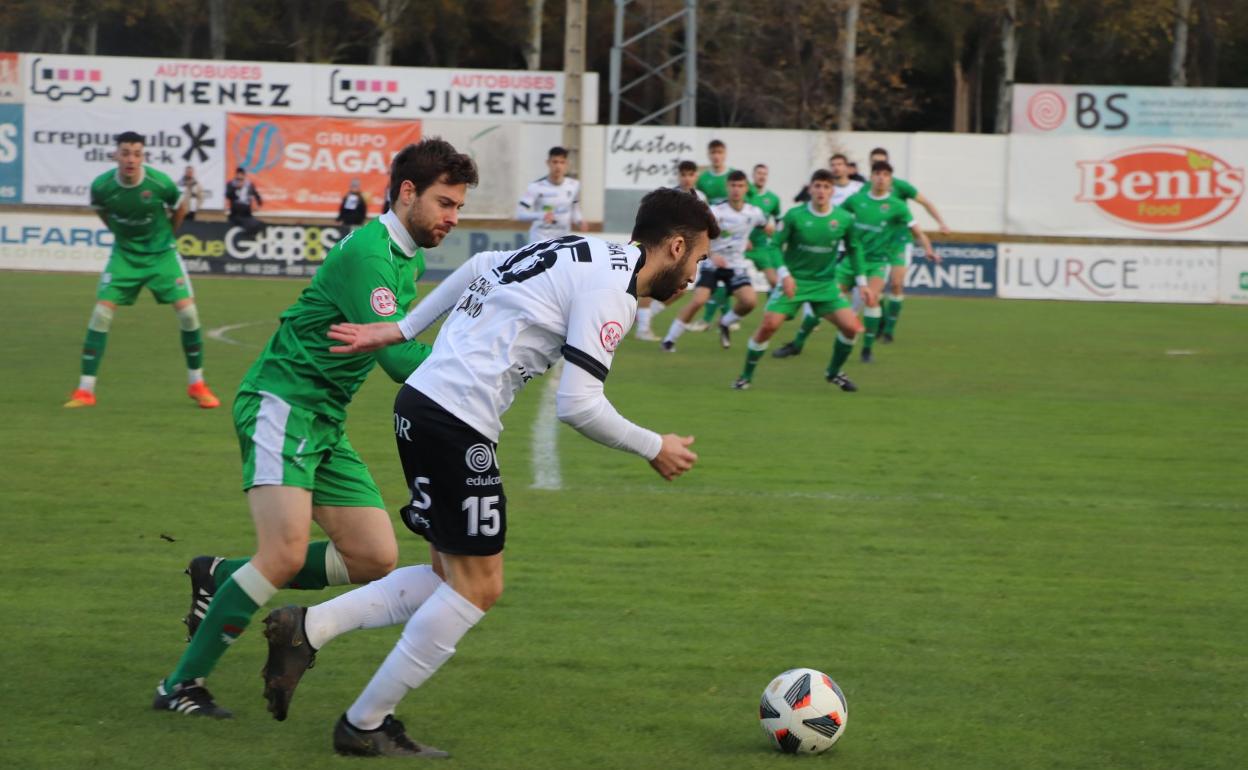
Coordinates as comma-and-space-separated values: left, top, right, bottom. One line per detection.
909, 222, 939, 263
915, 193, 950, 234
328, 322, 404, 353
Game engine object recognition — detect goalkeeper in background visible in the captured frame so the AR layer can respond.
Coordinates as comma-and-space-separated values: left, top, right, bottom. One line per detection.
65, 130, 220, 409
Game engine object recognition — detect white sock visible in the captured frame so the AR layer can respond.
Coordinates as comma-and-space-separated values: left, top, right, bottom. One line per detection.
852, 289, 865, 314
304, 565, 443, 650
78, 375, 97, 393
187, 368, 204, 385
800, 302, 814, 320
636, 307, 652, 331
651, 300, 666, 314
747, 337, 769, 352
663, 319, 687, 344
346, 582, 484, 730
720, 310, 740, 328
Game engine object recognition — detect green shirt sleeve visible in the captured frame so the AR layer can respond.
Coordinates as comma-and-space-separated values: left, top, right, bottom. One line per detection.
894, 178, 918, 200
333, 254, 431, 383
159, 172, 181, 208
771, 209, 793, 265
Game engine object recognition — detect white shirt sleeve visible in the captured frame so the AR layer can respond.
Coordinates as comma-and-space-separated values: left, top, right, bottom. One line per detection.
556, 363, 662, 460
396, 250, 509, 340
515, 182, 543, 222
571, 180, 584, 227
560, 287, 635, 381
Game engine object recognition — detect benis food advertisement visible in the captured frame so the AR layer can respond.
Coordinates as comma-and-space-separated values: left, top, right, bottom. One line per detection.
1007, 136, 1247, 242
226, 114, 420, 217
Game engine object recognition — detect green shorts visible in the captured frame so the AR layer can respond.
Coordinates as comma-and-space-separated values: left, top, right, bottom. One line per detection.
97, 248, 194, 306
888, 243, 914, 268
835, 260, 888, 288
748, 244, 782, 271
765, 279, 852, 319
234, 389, 385, 509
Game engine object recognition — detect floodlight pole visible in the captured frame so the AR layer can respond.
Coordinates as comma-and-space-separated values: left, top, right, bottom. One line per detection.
609, 0, 697, 126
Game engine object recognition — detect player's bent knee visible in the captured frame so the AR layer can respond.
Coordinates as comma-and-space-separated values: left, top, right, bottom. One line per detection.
88, 303, 115, 332
175, 302, 200, 332
346, 545, 399, 583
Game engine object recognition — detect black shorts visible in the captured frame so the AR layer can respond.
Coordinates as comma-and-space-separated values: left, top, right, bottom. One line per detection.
394, 385, 506, 556
696, 264, 752, 292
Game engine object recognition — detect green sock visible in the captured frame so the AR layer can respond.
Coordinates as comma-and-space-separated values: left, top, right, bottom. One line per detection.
827, 333, 855, 376
213, 541, 336, 590
741, 342, 767, 381
702, 286, 728, 322
883, 296, 903, 335
81, 329, 108, 376
166, 570, 271, 686
791, 313, 820, 352
181, 328, 204, 370
863, 311, 882, 350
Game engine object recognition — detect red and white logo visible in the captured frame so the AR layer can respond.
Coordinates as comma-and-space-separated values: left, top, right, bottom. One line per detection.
1075, 145, 1245, 232
1026, 90, 1067, 131
599, 321, 623, 352
370, 287, 397, 316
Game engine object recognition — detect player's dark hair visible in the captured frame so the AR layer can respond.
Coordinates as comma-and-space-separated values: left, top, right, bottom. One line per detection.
870, 147, 889, 159
677, 160, 697, 173
727, 169, 748, 183
753, 163, 768, 171
234, 166, 246, 174
631, 187, 720, 249
829, 153, 848, 163
115, 131, 144, 146
810, 169, 835, 184
871, 160, 894, 174
389, 137, 479, 202
548, 146, 569, 158
708, 139, 725, 151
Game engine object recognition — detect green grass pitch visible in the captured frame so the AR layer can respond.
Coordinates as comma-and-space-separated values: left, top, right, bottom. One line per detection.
1, 271, 1245, 769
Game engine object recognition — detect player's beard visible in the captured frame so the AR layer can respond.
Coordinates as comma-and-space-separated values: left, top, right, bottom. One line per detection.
648, 255, 692, 303
405, 205, 446, 248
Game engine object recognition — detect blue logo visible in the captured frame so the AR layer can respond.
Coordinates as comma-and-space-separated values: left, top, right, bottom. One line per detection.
233, 121, 284, 173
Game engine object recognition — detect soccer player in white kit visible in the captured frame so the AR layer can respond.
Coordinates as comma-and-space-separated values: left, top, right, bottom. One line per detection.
515, 145, 584, 243
258, 188, 718, 758
661, 170, 771, 351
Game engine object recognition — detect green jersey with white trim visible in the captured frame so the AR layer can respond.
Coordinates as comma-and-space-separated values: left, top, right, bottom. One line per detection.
771, 202, 862, 284
842, 190, 913, 263
240, 213, 432, 422
696, 168, 755, 205
747, 188, 782, 250
89, 166, 180, 258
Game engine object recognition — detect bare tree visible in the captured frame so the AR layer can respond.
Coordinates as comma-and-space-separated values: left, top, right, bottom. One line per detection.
839, 0, 860, 131
372, 0, 412, 66
527, 0, 544, 69
1170, 0, 1192, 85
995, 0, 1018, 133
209, 0, 226, 59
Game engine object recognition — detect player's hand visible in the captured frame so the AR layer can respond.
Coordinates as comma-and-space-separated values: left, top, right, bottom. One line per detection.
328, 322, 405, 353
712, 254, 727, 269
782, 275, 796, 299
764, 222, 775, 236
650, 434, 697, 481
543, 210, 556, 224
860, 285, 878, 306
924, 246, 942, 264
939, 223, 951, 235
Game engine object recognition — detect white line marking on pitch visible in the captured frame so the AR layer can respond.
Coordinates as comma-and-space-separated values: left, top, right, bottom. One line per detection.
1165, 349, 1197, 356
530, 360, 563, 490
207, 321, 268, 348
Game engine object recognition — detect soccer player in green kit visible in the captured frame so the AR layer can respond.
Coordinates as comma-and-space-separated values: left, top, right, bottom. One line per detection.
733, 169, 870, 392
64, 131, 220, 409
867, 147, 949, 343
747, 163, 783, 290
152, 139, 479, 718
839, 160, 938, 363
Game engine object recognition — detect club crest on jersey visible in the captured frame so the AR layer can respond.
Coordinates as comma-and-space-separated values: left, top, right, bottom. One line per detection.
829, 219, 840, 228
599, 321, 624, 352
370, 287, 397, 316
141, 190, 152, 200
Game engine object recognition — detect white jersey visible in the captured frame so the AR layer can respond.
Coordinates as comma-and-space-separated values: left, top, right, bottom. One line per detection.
709, 201, 767, 268
831, 179, 864, 207
516, 176, 583, 243
405, 235, 642, 442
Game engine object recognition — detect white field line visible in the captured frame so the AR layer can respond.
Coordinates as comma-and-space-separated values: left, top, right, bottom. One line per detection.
530, 360, 563, 490
206, 321, 267, 348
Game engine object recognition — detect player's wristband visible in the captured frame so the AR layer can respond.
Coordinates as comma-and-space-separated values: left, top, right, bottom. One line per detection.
855, 275, 867, 288
776, 266, 791, 281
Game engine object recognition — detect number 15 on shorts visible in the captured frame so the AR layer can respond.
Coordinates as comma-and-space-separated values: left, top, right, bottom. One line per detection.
464, 495, 500, 536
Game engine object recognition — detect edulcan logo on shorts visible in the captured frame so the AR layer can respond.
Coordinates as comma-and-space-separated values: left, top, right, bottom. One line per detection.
465, 443, 496, 473
1076, 145, 1245, 232
370, 287, 397, 316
